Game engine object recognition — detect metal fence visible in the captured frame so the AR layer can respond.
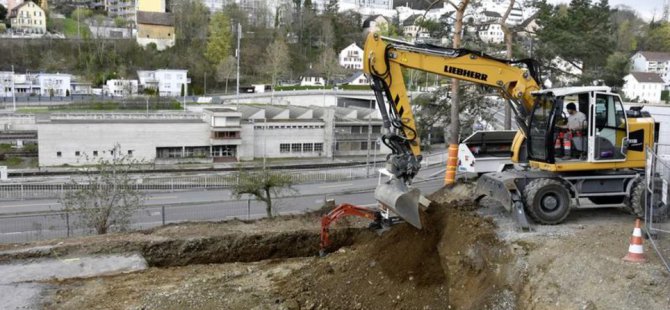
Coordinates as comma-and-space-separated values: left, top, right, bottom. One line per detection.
0, 152, 448, 201
645, 145, 670, 272
0, 193, 341, 244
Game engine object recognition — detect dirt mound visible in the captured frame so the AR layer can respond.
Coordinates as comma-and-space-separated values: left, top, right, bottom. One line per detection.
277, 198, 522, 309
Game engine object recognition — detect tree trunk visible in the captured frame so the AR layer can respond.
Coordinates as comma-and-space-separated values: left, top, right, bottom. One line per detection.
445, 0, 469, 186
501, 0, 515, 130
264, 188, 273, 218
225, 79, 229, 94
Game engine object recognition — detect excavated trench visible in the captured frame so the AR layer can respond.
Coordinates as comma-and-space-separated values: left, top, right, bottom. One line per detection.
140, 228, 361, 267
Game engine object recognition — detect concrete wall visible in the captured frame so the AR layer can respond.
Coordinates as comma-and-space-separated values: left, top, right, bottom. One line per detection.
37, 121, 210, 166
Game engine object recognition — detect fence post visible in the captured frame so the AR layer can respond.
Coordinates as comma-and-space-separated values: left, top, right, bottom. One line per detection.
170, 178, 174, 192
65, 212, 70, 238
247, 198, 251, 220
20, 184, 24, 200
161, 205, 166, 226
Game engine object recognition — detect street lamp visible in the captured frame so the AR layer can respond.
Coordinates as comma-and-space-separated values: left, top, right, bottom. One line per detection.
11, 65, 16, 112
236, 22, 241, 108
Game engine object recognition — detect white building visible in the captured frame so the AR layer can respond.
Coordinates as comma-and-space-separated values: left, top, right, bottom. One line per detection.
105, 79, 139, 96
137, 69, 189, 96
630, 51, 670, 86
34, 104, 390, 166
339, 71, 369, 86
477, 23, 505, 44
622, 72, 664, 103
339, 43, 363, 70
362, 15, 389, 37
299, 75, 325, 87
105, 0, 136, 20
37, 114, 211, 166
403, 14, 429, 42
0, 72, 13, 97
37, 74, 72, 97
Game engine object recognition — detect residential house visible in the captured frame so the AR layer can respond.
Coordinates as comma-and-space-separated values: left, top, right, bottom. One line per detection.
136, 11, 175, 50
403, 14, 429, 42
137, 69, 188, 97
630, 51, 670, 87
299, 75, 326, 87
339, 71, 369, 86
9, 1, 46, 34
477, 23, 504, 44
622, 72, 664, 103
105, 0, 136, 20
362, 15, 389, 37
339, 43, 363, 70
105, 79, 139, 96
0, 72, 13, 97
37, 73, 72, 97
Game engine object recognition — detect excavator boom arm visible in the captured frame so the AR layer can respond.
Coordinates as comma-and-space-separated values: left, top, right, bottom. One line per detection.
363, 33, 541, 158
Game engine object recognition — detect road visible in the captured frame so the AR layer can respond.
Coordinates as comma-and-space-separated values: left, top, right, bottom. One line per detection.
0, 165, 447, 243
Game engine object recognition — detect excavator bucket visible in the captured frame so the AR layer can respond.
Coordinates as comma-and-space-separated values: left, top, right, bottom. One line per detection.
374, 178, 422, 229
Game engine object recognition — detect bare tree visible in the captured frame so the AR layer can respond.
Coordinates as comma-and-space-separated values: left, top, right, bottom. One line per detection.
315, 48, 341, 85
216, 56, 237, 94
60, 144, 144, 235
232, 170, 296, 218
265, 37, 291, 87
500, 0, 515, 130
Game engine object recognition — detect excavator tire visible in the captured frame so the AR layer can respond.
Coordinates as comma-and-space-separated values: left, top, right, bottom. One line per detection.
523, 178, 571, 225
627, 179, 669, 222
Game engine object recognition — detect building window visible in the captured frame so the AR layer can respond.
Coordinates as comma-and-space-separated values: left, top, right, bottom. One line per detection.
93, 151, 98, 156
280, 143, 290, 153
314, 143, 323, 152
291, 143, 302, 152
361, 142, 368, 150
75, 151, 81, 156
56, 151, 62, 157
128, 150, 133, 155
303, 143, 313, 152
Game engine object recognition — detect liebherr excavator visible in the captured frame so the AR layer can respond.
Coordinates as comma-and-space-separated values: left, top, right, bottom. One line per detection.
361, 32, 660, 230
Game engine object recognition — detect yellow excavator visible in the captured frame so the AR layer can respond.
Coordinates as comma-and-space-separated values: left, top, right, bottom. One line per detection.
361, 32, 662, 230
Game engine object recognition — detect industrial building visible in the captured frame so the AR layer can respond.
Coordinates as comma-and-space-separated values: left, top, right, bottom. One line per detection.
34, 104, 389, 167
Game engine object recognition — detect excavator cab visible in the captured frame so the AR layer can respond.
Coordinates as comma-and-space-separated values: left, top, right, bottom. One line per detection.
525, 87, 631, 168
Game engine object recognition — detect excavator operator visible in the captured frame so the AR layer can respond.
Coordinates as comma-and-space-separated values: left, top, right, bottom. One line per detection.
558, 102, 587, 159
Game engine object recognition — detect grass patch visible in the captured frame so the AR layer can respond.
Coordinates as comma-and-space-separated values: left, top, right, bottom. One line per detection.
62, 18, 91, 38
17, 107, 50, 113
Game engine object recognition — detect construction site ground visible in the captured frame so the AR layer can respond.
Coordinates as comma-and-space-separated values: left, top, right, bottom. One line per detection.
1, 185, 669, 310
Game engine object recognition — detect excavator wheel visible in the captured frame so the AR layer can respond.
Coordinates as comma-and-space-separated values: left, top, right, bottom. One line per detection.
523, 178, 571, 225
627, 179, 669, 222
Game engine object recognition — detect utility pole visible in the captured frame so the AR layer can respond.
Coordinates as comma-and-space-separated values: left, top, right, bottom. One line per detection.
236, 22, 241, 107
203, 72, 207, 95
263, 117, 267, 170
11, 65, 16, 112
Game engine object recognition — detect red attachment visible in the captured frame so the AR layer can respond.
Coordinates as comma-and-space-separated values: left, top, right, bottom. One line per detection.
320, 203, 379, 252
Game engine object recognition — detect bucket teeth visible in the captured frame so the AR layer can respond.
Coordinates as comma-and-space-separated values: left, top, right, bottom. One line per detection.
374, 178, 422, 229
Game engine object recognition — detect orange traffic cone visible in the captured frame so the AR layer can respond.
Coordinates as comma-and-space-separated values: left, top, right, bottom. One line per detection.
623, 218, 646, 263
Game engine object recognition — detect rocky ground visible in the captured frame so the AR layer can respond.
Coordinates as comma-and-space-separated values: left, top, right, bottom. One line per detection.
0, 185, 668, 310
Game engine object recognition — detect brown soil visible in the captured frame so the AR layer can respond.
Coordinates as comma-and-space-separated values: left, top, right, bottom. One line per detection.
276, 198, 522, 310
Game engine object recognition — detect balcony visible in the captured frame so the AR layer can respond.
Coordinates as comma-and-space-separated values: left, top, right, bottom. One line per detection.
210, 131, 241, 145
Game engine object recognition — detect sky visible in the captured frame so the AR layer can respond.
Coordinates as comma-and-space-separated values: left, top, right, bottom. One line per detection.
546, 0, 666, 21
